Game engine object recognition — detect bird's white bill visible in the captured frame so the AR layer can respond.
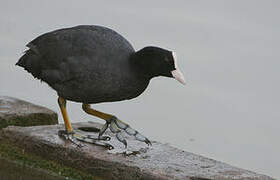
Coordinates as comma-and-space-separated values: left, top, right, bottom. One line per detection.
171, 69, 186, 85
171, 51, 186, 85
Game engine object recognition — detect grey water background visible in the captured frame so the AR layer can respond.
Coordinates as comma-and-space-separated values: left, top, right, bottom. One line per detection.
0, 0, 279, 178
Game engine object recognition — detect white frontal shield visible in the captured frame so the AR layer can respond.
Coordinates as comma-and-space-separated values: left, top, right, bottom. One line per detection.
171, 52, 186, 85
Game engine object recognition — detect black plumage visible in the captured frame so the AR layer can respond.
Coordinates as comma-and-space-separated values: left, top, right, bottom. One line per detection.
17, 25, 179, 104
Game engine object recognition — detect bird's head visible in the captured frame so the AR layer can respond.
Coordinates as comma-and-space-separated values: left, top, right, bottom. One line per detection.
133, 46, 186, 85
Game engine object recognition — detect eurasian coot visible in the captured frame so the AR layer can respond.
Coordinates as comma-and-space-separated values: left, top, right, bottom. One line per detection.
16, 25, 185, 149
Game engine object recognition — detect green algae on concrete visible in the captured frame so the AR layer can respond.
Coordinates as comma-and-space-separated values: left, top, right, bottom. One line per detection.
0, 113, 57, 129
0, 139, 102, 180
0, 96, 58, 129
0, 158, 66, 180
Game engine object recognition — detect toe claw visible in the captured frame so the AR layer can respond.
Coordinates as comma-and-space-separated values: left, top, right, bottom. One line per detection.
104, 136, 111, 141
135, 132, 152, 146
145, 138, 152, 146
121, 140, 127, 148
105, 144, 114, 150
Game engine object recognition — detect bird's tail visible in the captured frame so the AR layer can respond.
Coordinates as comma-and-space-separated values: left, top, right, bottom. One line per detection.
16, 45, 42, 79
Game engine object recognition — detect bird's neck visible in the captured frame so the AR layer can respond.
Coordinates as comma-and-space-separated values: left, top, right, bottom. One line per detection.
129, 53, 161, 80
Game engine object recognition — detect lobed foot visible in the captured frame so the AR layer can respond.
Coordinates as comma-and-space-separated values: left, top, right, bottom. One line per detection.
58, 130, 114, 150
99, 116, 152, 148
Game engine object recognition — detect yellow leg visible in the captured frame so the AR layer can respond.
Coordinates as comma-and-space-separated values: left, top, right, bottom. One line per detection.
58, 97, 73, 133
82, 104, 114, 121
57, 98, 113, 149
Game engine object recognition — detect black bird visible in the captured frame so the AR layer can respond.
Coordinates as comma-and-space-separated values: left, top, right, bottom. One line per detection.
16, 25, 185, 149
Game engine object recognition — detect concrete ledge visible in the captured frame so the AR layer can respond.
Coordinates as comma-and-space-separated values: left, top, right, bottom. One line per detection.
0, 96, 58, 128
0, 122, 275, 180
0, 97, 274, 179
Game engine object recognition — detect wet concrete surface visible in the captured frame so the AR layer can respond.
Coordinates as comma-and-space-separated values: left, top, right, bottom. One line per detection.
0, 122, 275, 180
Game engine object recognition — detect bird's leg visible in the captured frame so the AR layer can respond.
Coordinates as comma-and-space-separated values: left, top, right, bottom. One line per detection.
82, 104, 151, 148
58, 97, 82, 147
58, 97, 113, 149
58, 97, 73, 133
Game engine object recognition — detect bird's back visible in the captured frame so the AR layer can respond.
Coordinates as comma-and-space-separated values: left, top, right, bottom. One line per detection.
17, 25, 149, 103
